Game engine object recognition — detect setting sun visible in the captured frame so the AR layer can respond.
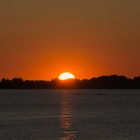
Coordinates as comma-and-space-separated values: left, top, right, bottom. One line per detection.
58, 72, 75, 80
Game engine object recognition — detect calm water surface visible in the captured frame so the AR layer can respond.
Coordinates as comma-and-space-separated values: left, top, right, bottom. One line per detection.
0, 89, 140, 140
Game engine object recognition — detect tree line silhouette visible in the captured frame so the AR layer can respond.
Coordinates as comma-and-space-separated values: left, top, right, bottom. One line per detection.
0, 75, 140, 89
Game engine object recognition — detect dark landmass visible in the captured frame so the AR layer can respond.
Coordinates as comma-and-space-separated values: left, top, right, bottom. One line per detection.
0, 75, 140, 89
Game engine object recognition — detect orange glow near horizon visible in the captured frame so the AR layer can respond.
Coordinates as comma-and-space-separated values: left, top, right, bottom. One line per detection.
58, 72, 75, 80
0, 0, 140, 80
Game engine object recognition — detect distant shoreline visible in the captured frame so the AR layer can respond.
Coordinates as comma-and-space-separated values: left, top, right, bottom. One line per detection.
0, 75, 140, 89
0, 88, 140, 91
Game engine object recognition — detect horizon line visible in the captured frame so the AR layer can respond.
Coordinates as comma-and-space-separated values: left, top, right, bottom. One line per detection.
1, 74, 140, 81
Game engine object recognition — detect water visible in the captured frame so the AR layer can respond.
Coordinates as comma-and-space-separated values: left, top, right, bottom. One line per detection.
0, 89, 140, 140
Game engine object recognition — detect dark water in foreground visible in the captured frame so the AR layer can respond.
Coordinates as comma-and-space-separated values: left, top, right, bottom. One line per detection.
0, 90, 140, 140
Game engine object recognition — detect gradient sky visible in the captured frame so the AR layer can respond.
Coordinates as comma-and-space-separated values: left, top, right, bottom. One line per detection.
0, 0, 140, 80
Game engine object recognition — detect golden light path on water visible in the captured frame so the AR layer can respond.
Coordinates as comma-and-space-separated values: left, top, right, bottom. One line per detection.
59, 90, 77, 140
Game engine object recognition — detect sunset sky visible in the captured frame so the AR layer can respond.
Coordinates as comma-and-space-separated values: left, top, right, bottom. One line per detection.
0, 0, 140, 80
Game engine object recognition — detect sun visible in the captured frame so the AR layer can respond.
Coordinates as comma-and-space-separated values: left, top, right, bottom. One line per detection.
58, 72, 75, 80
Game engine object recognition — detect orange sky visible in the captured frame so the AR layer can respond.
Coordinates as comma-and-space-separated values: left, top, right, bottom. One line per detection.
0, 0, 140, 80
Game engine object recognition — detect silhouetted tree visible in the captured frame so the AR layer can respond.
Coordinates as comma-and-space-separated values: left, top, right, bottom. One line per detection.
0, 75, 140, 89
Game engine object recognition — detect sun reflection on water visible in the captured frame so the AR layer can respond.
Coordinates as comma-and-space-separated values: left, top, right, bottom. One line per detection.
59, 90, 77, 140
